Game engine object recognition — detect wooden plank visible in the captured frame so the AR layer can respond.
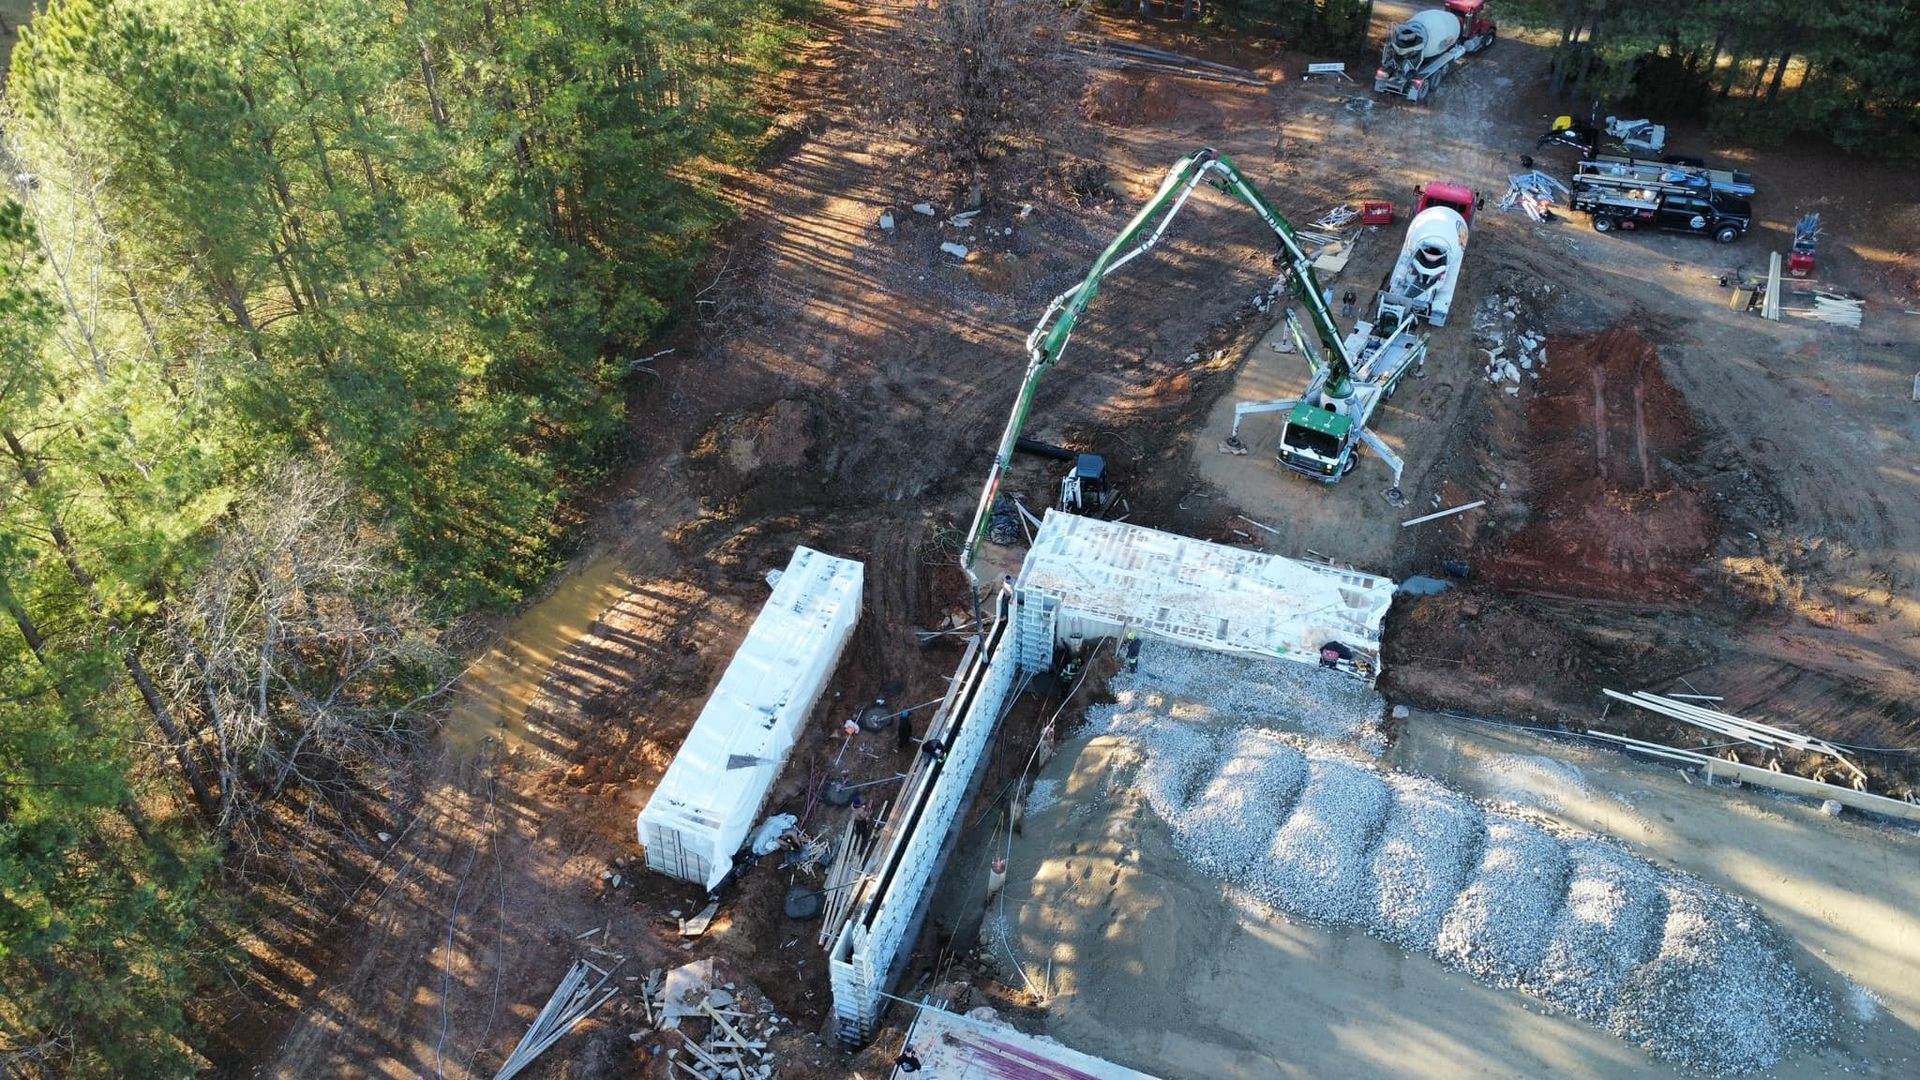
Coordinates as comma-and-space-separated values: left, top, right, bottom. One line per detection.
701, 1002, 764, 1060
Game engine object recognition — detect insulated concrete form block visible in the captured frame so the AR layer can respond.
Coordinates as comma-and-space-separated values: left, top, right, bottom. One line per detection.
1016, 510, 1395, 677
830, 614, 1023, 1043
637, 546, 863, 889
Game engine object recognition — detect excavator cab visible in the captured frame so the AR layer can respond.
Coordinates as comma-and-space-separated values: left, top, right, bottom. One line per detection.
1058, 454, 1109, 514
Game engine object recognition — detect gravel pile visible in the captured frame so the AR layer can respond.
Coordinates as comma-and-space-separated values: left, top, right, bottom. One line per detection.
1435, 814, 1571, 986
1259, 758, 1391, 923
1182, 730, 1309, 877
1373, 774, 1485, 949
1608, 880, 1831, 1074
1527, 840, 1667, 1020
1482, 753, 1593, 813
1122, 709, 1216, 811
1083, 664, 1831, 1074
1094, 640, 1386, 746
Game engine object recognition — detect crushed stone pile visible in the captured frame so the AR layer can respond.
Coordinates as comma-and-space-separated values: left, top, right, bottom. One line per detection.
1093, 640, 1386, 747
1609, 880, 1830, 1075
1437, 814, 1570, 986
1260, 758, 1391, 923
1182, 729, 1309, 878
1372, 774, 1485, 950
1083, 650, 1831, 1075
1529, 840, 1667, 1020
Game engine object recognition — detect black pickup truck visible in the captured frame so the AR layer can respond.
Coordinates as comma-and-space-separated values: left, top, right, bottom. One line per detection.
1570, 183, 1753, 244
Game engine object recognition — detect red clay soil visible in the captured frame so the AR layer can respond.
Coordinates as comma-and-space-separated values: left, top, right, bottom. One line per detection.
1482, 326, 1714, 603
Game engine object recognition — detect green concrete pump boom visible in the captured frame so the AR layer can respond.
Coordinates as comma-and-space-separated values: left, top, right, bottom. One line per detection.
960, 148, 1350, 581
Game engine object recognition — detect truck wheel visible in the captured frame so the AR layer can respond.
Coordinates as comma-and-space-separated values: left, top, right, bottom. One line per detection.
1714, 225, 1741, 244
1591, 215, 1615, 233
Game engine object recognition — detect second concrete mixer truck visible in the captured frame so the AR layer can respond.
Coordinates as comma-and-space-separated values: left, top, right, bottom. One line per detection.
1374, 0, 1497, 103
1376, 182, 1477, 327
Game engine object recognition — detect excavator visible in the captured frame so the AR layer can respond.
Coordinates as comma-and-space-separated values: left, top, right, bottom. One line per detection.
959, 148, 1427, 580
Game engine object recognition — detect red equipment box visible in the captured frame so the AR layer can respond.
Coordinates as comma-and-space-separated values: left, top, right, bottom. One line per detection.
1361, 200, 1395, 226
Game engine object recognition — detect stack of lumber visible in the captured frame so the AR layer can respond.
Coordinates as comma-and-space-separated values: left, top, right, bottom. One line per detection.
1601, 689, 1866, 787
1800, 294, 1864, 326
493, 959, 621, 1079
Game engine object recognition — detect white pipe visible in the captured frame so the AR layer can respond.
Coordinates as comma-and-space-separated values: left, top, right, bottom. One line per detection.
1400, 500, 1485, 527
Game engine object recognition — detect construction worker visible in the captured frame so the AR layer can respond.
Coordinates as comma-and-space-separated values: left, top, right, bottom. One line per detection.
896, 709, 916, 752
1059, 652, 1083, 685
896, 1045, 924, 1072
1341, 289, 1358, 318
920, 736, 946, 765
1124, 630, 1142, 672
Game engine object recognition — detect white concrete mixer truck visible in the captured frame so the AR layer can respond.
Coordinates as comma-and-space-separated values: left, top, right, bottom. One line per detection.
1376, 182, 1477, 327
1374, 0, 1497, 103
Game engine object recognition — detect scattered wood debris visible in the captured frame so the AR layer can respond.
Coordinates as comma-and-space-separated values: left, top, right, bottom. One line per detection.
641, 959, 786, 1080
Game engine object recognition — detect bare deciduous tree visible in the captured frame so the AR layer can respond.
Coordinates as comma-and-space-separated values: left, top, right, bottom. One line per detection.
875, 0, 1091, 202
163, 459, 452, 844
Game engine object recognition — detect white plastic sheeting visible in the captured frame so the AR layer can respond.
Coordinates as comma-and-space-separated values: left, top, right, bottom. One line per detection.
1016, 510, 1395, 677
637, 546, 863, 889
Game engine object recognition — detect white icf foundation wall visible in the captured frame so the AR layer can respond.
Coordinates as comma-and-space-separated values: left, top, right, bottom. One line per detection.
828, 597, 1023, 1044
825, 516, 1396, 1044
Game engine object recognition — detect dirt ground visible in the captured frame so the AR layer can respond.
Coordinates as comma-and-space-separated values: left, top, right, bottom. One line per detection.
225, 0, 1920, 1077
1478, 326, 1713, 602
985, 704, 1920, 1080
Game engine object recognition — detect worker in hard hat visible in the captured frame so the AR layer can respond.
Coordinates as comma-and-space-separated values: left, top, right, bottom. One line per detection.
1124, 630, 1142, 672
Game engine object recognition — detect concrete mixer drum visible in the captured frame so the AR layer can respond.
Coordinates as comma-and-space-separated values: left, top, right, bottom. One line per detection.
1394, 10, 1462, 59
1373, 1, 1498, 103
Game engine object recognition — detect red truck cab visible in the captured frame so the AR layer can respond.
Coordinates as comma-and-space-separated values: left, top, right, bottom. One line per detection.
1414, 181, 1479, 224
1446, 0, 1496, 39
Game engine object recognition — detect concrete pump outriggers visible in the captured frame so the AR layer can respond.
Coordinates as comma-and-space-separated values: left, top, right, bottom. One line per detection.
959, 148, 1426, 581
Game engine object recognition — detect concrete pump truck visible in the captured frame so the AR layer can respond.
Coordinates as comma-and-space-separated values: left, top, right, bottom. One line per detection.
959, 149, 1427, 580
